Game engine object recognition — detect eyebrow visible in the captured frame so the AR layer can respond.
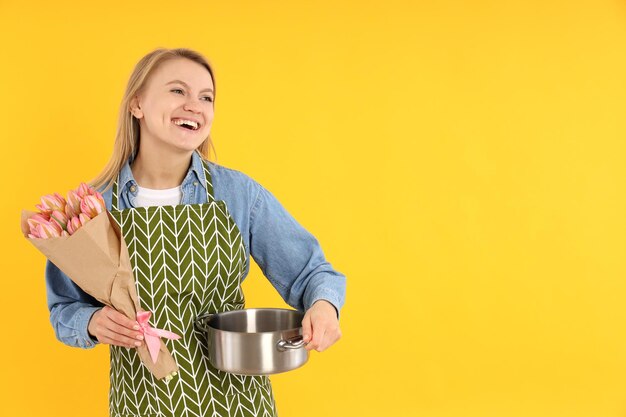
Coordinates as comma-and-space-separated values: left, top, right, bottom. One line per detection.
166, 80, 214, 94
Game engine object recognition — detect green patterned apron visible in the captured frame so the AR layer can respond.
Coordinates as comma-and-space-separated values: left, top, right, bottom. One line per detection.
108, 160, 278, 417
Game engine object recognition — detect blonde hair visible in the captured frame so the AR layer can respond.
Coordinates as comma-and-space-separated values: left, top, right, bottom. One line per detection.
89, 47, 217, 193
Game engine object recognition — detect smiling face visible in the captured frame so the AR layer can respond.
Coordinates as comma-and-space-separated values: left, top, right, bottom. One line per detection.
129, 58, 215, 156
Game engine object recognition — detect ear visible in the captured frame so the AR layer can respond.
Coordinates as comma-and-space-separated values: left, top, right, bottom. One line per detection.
129, 95, 143, 119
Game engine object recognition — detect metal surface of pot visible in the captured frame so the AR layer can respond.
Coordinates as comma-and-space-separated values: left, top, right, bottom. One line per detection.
195, 308, 309, 375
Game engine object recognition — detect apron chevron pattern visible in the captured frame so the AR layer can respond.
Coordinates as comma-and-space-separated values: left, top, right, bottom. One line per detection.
107, 161, 278, 417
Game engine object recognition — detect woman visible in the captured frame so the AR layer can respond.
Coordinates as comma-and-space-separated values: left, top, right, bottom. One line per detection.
45, 47, 346, 417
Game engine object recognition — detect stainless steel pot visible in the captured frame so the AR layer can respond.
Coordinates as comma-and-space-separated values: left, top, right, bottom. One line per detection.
195, 308, 309, 375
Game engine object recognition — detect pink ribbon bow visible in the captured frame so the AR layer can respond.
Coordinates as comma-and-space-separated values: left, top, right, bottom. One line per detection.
136, 310, 182, 363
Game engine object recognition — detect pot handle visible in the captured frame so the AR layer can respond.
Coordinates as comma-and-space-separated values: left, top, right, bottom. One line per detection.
195, 312, 213, 333
277, 335, 306, 351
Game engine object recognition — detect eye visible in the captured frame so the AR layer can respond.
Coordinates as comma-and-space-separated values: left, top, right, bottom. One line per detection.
171, 88, 213, 102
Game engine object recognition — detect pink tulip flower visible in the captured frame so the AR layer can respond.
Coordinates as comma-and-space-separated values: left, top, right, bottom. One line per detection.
26, 213, 50, 239
94, 192, 105, 208
50, 218, 63, 234
65, 190, 82, 218
36, 221, 62, 238
79, 182, 102, 198
36, 192, 66, 214
28, 225, 42, 238
50, 210, 69, 231
78, 213, 91, 226
76, 182, 91, 198
27, 213, 50, 232
67, 216, 82, 235
80, 195, 104, 218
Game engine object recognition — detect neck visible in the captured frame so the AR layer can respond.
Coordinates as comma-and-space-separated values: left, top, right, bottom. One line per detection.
130, 144, 193, 189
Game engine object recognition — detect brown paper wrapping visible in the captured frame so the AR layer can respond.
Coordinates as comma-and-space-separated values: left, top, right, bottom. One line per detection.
21, 209, 179, 381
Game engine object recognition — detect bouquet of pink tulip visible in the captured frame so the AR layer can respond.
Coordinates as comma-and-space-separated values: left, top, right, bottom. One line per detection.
21, 183, 180, 382
26, 183, 106, 238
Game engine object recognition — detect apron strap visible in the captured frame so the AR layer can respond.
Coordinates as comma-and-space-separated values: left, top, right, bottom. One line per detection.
202, 160, 215, 203
112, 176, 120, 211
110, 159, 216, 210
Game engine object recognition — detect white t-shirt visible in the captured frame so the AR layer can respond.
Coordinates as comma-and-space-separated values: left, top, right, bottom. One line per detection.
134, 184, 182, 208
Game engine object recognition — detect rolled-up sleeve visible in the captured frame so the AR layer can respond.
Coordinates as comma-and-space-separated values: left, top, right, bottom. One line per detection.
248, 182, 346, 317
45, 259, 104, 349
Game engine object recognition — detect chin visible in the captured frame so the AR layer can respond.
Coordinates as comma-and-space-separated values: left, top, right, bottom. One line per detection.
176, 144, 204, 154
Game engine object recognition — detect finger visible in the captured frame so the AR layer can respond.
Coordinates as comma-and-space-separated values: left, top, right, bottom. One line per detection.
106, 308, 141, 331
100, 328, 144, 348
309, 325, 327, 352
314, 321, 328, 351
321, 326, 342, 351
301, 314, 313, 345
106, 320, 143, 340
306, 316, 327, 351
333, 327, 342, 344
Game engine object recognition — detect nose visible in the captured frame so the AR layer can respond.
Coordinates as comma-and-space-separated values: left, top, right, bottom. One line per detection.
183, 97, 203, 113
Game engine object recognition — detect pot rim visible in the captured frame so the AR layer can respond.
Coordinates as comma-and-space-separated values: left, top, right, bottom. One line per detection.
196, 307, 305, 334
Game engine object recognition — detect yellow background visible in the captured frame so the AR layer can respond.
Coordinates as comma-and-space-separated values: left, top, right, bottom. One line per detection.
2, 0, 626, 416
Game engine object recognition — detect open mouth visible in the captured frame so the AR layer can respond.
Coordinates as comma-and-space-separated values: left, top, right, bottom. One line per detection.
172, 119, 200, 131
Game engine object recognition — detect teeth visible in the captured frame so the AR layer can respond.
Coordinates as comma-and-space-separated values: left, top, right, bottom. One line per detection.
172, 119, 199, 130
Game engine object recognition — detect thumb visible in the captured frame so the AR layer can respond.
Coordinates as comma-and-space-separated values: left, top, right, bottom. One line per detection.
301, 314, 313, 344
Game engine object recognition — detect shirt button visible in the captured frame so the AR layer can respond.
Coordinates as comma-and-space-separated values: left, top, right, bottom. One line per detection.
193, 181, 198, 186
130, 185, 137, 192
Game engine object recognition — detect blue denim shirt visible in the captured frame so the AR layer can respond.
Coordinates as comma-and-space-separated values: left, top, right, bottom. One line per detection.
45, 150, 346, 349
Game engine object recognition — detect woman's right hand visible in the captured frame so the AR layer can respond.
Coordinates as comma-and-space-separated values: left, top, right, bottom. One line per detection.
87, 306, 145, 348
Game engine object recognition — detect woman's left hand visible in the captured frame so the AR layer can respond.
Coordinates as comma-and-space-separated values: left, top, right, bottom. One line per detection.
301, 300, 342, 352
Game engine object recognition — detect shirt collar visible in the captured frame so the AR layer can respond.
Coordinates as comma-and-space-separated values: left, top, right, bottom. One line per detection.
189, 149, 209, 191
117, 150, 207, 192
